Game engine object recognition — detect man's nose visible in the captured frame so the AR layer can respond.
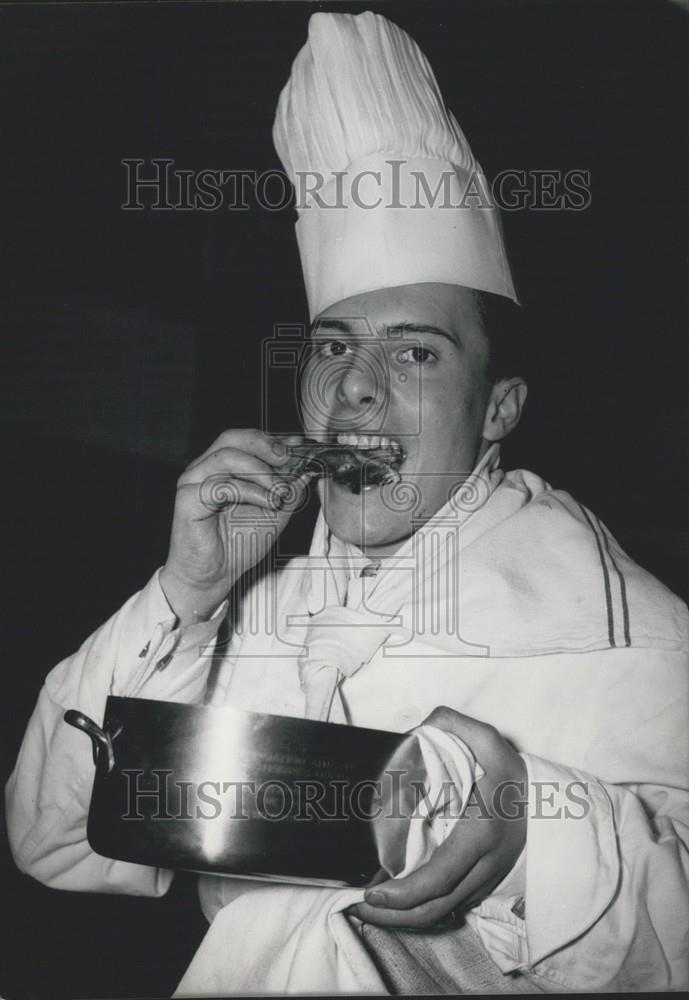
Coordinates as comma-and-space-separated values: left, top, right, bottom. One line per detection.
335, 357, 380, 409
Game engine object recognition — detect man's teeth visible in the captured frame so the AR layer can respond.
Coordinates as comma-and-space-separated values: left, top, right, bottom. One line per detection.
336, 433, 398, 449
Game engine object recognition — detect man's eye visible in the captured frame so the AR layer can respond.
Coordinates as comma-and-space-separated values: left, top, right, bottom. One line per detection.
396, 346, 434, 365
328, 340, 349, 357
312, 339, 350, 358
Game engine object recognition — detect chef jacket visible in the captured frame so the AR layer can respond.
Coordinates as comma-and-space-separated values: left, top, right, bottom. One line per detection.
6, 446, 689, 992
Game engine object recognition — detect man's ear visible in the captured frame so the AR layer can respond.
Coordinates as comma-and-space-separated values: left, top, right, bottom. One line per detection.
481, 377, 528, 442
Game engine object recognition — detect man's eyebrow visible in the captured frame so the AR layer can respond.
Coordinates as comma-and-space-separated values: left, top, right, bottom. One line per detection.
309, 318, 457, 345
310, 318, 352, 335
385, 321, 457, 345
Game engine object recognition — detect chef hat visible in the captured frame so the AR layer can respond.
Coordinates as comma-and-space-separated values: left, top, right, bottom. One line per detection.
273, 10, 517, 320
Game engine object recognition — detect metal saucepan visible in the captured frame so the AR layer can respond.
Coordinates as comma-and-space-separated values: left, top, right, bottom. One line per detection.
64, 696, 404, 887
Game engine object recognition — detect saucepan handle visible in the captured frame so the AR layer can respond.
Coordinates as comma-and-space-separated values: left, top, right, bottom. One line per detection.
63, 710, 119, 774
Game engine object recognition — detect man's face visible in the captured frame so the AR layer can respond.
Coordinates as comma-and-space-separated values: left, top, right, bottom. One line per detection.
299, 282, 495, 554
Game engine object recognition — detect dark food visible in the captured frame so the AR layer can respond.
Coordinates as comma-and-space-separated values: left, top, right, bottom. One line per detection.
286, 440, 404, 493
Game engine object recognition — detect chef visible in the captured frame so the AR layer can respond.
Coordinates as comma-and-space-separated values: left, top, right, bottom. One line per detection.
6, 10, 689, 995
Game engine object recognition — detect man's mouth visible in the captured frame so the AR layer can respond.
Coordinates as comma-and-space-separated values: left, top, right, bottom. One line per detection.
334, 433, 400, 452
286, 436, 406, 493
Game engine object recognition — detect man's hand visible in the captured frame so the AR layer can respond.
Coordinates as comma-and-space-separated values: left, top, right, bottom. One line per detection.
160, 429, 310, 626
350, 707, 527, 929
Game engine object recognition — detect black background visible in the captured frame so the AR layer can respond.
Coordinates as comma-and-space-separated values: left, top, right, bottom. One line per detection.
1, 1, 688, 997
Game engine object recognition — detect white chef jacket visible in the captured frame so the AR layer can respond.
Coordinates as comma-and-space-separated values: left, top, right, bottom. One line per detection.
6, 449, 689, 992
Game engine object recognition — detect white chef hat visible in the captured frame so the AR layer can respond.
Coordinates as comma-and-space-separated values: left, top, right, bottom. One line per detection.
273, 10, 517, 321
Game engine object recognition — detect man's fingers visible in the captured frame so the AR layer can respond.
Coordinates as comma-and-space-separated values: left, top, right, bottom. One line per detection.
177, 479, 278, 516
188, 429, 301, 470
180, 448, 287, 491
350, 893, 454, 929
363, 821, 484, 911
351, 853, 498, 930
364, 867, 389, 890
452, 862, 516, 914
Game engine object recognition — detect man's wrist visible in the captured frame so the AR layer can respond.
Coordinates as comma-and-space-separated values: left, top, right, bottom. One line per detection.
159, 565, 232, 627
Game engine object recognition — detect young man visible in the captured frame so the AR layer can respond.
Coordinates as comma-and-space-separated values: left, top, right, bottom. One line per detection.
6, 11, 689, 994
